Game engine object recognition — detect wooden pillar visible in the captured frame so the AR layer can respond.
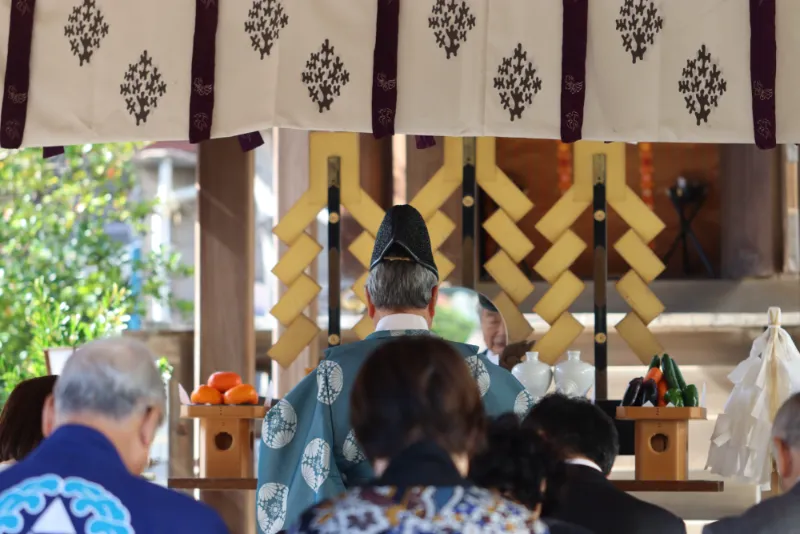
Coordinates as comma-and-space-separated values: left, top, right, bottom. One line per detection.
405, 137, 462, 281
272, 129, 318, 399
196, 137, 256, 533
719, 145, 781, 278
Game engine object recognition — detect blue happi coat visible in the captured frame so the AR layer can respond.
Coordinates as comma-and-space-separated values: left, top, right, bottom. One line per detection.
0, 424, 228, 534
256, 329, 533, 534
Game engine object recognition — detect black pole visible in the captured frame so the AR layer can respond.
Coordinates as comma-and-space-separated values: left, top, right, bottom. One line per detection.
593, 154, 608, 400
462, 138, 477, 290
327, 156, 341, 347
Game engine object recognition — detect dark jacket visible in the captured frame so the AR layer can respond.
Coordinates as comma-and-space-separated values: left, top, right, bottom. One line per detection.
0, 425, 228, 533
544, 518, 594, 534
547, 464, 686, 534
703, 483, 800, 534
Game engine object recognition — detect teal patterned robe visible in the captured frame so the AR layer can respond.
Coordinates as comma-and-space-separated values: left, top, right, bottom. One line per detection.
255, 330, 533, 534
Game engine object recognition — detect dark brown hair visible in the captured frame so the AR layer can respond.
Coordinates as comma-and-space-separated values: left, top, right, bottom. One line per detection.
0, 375, 58, 462
350, 336, 486, 460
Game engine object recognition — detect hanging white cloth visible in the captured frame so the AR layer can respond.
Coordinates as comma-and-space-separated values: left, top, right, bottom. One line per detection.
706, 307, 800, 489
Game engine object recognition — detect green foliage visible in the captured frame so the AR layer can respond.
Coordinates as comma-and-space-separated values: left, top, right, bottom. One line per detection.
0, 144, 192, 402
431, 306, 476, 344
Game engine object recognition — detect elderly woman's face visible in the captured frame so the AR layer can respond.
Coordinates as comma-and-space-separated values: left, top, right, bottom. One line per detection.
480, 310, 507, 354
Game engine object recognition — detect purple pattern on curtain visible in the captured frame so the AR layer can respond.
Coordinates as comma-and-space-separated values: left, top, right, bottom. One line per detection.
749, 0, 776, 150
189, 0, 219, 143
238, 131, 265, 152
43, 146, 65, 158
1, 0, 37, 149
560, 0, 588, 143
372, 0, 435, 149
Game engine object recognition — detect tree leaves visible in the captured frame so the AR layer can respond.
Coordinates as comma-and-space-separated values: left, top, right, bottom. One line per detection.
0, 144, 192, 403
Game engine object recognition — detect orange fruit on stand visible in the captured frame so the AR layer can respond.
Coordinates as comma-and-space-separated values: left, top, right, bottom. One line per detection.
223, 383, 259, 405
207, 371, 242, 393
190, 385, 223, 405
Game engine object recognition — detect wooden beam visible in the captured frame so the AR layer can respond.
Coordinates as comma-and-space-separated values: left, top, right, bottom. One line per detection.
196, 137, 255, 534
273, 129, 318, 398
720, 145, 780, 278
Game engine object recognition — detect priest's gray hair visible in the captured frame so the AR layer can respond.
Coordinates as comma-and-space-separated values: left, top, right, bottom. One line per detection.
366, 261, 438, 310
54, 337, 166, 423
773, 392, 800, 449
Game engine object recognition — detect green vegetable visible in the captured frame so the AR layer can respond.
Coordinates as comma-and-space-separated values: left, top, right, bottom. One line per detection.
671, 356, 687, 391
664, 388, 684, 407
642, 379, 658, 406
648, 355, 661, 370
661, 354, 680, 390
683, 384, 699, 407
622, 377, 644, 407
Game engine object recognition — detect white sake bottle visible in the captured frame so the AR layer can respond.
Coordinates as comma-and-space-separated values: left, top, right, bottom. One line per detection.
511, 352, 553, 402
554, 350, 594, 398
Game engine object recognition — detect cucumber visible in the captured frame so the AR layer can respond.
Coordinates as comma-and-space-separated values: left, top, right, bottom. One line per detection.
683, 384, 699, 407
671, 357, 687, 391
661, 354, 680, 391
648, 355, 661, 370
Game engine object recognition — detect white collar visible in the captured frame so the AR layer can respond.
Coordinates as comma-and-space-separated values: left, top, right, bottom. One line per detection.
564, 458, 603, 473
374, 313, 429, 332
485, 349, 500, 366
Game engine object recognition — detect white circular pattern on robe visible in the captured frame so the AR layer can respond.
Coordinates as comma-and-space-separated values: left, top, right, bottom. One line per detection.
256, 482, 289, 534
342, 430, 367, 463
514, 389, 535, 417
302, 438, 332, 492
316, 360, 344, 405
262, 399, 298, 449
465, 356, 491, 397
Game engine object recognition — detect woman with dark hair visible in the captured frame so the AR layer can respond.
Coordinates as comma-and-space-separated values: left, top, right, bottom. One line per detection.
0, 375, 58, 469
471, 414, 592, 534
288, 336, 546, 533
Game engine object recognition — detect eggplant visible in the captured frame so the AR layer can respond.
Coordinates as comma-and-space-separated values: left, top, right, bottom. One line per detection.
642, 379, 658, 406
621, 377, 644, 407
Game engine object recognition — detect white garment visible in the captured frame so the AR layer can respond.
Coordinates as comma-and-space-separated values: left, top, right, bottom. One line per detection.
486, 350, 500, 366
564, 458, 602, 473
374, 314, 429, 333
0, 460, 15, 472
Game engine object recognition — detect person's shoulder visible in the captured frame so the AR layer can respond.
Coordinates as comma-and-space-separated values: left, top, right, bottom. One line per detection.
323, 338, 384, 364
464, 486, 536, 522
621, 491, 685, 531
705, 490, 800, 533
134, 480, 228, 530
543, 518, 595, 534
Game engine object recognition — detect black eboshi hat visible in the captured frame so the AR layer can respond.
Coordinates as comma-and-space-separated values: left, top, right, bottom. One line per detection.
369, 204, 438, 278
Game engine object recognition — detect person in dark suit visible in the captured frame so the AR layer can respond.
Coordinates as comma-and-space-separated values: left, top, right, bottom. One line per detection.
524, 394, 686, 534
471, 413, 593, 534
0, 338, 228, 534
703, 392, 800, 534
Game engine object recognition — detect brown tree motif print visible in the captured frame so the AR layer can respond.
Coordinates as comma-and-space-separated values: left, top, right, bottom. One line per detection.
616, 0, 663, 64
245, 0, 289, 59
428, 0, 476, 59
678, 45, 727, 126
301, 39, 350, 113
64, 0, 110, 66
119, 51, 168, 126
494, 44, 543, 122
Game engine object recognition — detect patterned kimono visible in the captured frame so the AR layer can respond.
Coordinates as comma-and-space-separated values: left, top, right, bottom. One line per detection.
287, 441, 547, 534
257, 329, 533, 534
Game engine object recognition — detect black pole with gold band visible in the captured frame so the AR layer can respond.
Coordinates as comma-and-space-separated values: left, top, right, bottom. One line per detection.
462, 138, 477, 290
327, 156, 341, 348
593, 154, 608, 401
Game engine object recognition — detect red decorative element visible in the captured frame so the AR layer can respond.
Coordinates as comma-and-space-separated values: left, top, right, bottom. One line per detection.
749, 0, 776, 149
189, 0, 219, 143
371, 0, 400, 139
1, 0, 36, 148
560, 0, 588, 143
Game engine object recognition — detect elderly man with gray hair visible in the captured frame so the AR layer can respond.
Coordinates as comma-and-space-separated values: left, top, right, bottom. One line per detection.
0, 337, 228, 533
703, 391, 800, 534
257, 205, 531, 534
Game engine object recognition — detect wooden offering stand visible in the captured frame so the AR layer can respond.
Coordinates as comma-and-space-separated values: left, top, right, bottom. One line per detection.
168, 404, 266, 491
615, 406, 723, 492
